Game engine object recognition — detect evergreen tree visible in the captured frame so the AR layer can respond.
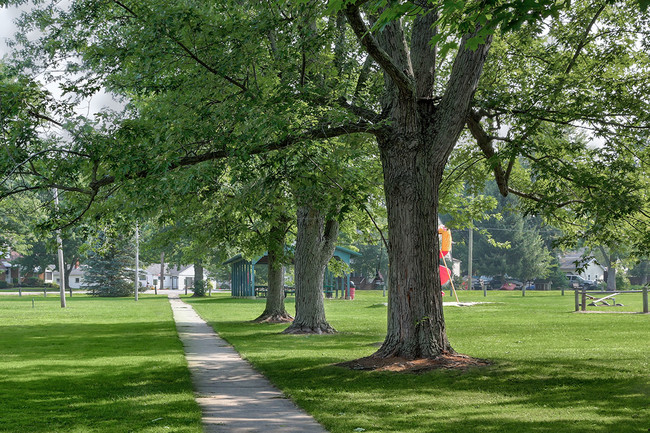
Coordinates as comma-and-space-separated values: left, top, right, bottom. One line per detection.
83, 232, 135, 297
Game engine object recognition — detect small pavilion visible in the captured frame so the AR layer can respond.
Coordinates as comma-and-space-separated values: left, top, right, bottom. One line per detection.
223, 246, 361, 298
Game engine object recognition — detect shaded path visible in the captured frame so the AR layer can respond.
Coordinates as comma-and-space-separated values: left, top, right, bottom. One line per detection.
168, 293, 328, 433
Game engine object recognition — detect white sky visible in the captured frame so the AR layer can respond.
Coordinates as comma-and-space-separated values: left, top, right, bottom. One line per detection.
1, 4, 123, 117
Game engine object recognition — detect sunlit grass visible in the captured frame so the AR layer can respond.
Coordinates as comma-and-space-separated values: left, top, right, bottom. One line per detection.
0, 296, 203, 433
187, 290, 650, 433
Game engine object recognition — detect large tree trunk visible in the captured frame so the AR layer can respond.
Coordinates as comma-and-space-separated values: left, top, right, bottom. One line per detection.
599, 246, 616, 291
195, 260, 203, 282
283, 205, 338, 334
640, 261, 648, 286
606, 266, 616, 291
345, 8, 492, 359
255, 222, 293, 323
375, 137, 452, 358
158, 252, 164, 294
192, 259, 206, 297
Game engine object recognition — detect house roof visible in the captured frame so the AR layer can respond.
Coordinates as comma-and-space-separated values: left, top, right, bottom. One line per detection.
558, 252, 606, 273
334, 246, 362, 257
145, 263, 193, 277
224, 245, 362, 266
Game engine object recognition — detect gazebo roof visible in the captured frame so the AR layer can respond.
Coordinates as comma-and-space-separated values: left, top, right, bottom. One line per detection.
223, 245, 361, 266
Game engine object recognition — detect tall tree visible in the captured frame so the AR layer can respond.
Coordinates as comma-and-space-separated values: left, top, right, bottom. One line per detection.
2, 1, 650, 362
82, 230, 136, 297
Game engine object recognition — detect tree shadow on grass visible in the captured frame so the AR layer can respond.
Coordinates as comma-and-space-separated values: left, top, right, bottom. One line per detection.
0, 320, 202, 433
207, 325, 649, 433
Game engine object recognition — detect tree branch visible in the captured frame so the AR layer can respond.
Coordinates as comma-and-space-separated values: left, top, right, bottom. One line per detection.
466, 111, 510, 196
110, 0, 249, 94
90, 120, 380, 190
345, 4, 415, 97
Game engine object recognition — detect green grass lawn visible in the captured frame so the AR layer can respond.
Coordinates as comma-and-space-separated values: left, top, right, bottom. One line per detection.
0, 295, 203, 433
186, 290, 649, 433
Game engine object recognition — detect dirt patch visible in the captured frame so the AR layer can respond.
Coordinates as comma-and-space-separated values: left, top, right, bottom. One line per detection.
337, 352, 490, 373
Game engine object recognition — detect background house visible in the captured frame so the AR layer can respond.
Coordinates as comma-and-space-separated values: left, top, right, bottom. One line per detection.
558, 251, 606, 282
0, 252, 21, 284
43, 265, 87, 288
143, 264, 216, 289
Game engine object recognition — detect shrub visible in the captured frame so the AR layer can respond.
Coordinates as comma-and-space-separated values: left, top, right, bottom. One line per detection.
22, 277, 44, 287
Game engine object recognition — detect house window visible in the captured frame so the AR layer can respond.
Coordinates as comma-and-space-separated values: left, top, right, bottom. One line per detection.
56, 278, 60, 283
75, 278, 80, 283
45, 271, 53, 281
139, 275, 146, 280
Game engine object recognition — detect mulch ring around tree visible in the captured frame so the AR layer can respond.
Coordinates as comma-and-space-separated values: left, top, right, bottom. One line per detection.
336, 352, 490, 373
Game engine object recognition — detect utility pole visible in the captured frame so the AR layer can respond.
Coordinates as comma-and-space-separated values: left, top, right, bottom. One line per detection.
54, 188, 66, 308
467, 225, 473, 290
135, 222, 139, 302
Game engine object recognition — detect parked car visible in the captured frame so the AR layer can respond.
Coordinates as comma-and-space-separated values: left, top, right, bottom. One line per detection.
566, 274, 597, 289
489, 275, 506, 290
505, 278, 524, 289
471, 278, 484, 290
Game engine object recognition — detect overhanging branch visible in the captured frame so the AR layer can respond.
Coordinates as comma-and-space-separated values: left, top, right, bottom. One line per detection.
345, 4, 415, 98
90, 120, 380, 190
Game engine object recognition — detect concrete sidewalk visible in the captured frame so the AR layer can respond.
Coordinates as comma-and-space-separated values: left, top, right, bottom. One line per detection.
168, 293, 328, 433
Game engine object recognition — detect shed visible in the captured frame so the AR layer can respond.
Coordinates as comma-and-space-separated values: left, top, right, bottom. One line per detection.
224, 246, 361, 298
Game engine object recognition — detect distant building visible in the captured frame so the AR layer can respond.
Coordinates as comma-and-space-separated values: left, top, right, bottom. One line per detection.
1, 251, 22, 284
143, 264, 216, 289
43, 264, 86, 288
558, 251, 605, 282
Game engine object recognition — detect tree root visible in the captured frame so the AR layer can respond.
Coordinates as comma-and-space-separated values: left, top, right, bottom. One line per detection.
253, 311, 294, 323
282, 322, 336, 334
336, 352, 490, 372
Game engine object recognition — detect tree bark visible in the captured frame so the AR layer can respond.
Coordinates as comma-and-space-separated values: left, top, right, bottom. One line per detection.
599, 246, 616, 291
158, 251, 164, 294
192, 259, 206, 297
346, 8, 492, 358
640, 261, 648, 286
255, 221, 293, 323
283, 205, 338, 334
607, 265, 616, 291
195, 260, 203, 282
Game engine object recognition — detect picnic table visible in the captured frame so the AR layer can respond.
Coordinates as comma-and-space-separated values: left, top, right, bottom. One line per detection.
255, 286, 295, 298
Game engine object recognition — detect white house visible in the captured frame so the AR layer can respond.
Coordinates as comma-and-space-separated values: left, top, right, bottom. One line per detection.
142, 264, 216, 289
43, 265, 86, 289
558, 251, 606, 282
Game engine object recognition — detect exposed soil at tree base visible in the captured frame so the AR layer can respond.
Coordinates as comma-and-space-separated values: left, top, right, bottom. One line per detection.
253, 312, 294, 324
282, 323, 337, 334
337, 352, 490, 373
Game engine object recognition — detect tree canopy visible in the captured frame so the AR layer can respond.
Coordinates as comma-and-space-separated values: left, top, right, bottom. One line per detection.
1, 0, 649, 359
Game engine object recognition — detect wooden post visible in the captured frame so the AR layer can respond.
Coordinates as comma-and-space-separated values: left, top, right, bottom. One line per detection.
574, 289, 579, 311
643, 286, 648, 313
581, 287, 587, 312
134, 222, 139, 302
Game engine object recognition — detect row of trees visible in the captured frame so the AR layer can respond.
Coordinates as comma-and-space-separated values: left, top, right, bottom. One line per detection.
2, 0, 650, 361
